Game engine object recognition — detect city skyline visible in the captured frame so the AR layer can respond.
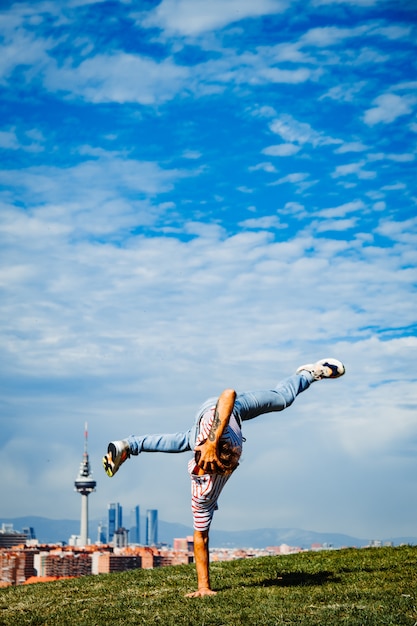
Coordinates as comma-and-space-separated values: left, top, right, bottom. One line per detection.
1, 0, 416, 541
2, 513, 414, 551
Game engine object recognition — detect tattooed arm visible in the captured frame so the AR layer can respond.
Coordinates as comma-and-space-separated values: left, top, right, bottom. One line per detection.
194, 388, 236, 474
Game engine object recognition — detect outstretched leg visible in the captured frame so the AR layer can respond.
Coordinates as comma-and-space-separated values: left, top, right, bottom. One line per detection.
103, 430, 193, 477
127, 431, 192, 455
234, 358, 345, 422
234, 372, 312, 422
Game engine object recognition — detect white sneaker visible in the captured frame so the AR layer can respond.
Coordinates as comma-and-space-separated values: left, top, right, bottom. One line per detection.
102, 440, 131, 477
296, 358, 345, 380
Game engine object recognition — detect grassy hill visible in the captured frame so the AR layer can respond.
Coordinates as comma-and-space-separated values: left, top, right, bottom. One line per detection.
1, 546, 416, 625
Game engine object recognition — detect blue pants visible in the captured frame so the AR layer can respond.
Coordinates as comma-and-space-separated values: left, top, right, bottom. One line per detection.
127, 372, 313, 455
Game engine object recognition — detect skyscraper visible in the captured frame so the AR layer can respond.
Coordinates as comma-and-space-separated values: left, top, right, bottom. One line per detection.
130, 505, 140, 544
74, 423, 96, 546
97, 521, 107, 544
146, 509, 158, 546
107, 502, 123, 543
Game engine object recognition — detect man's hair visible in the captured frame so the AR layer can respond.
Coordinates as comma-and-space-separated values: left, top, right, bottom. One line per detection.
217, 440, 241, 474
194, 438, 241, 475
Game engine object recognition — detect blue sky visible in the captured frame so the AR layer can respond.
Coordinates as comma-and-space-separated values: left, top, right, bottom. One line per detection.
1, 0, 416, 542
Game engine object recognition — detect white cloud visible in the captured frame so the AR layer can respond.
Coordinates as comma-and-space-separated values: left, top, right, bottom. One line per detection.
363, 93, 417, 126
182, 150, 202, 160
69, 0, 108, 6
283, 201, 305, 215
270, 173, 319, 194
186, 48, 315, 93
373, 201, 385, 212
376, 217, 417, 243
0, 128, 20, 150
139, 0, 289, 37
312, 0, 380, 6
262, 41, 311, 67
5, 155, 189, 198
238, 215, 286, 230
332, 160, 376, 179
262, 143, 300, 156
367, 151, 415, 163
248, 162, 277, 173
381, 182, 406, 191
271, 172, 309, 184
255, 67, 313, 84
0, 127, 45, 153
0, 155, 196, 241
269, 114, 339, 147
349, 47, 390, 66
43, 53, 190, 104
319, 81, 366, 103
318, 199, 365, 218
369, 25, 413, 40
395, 81, 417, 92
300, 24, 369, 47
335, 141, 368, 154
0, 27, 53, 82
25, 128, 45, 143
385, 153, 415, 163
314, 217, 357, 232
251, 105, 277, 119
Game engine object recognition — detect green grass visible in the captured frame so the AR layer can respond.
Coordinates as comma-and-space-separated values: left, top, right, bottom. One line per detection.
1, 546, 417, 625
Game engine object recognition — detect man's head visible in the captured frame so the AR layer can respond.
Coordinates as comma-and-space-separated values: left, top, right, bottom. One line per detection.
194, 438, 241, 475
217, 440, 241, 474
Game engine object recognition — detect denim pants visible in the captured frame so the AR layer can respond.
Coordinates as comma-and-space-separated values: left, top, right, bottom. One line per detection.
127, 372, 313, 455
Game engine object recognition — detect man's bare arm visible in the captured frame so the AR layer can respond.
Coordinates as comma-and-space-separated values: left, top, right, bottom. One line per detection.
194, 388, 236, 474
185, 529, 216, 598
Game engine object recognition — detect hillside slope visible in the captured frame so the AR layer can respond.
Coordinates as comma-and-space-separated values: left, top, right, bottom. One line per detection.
1, 546, 417, 625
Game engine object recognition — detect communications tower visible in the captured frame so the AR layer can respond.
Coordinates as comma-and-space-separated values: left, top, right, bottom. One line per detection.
74, 423, 96, 546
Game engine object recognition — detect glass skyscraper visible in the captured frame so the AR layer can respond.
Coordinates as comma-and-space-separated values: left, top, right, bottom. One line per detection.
146, 509, 158, 546
107, 502, 122, 543
130, 505, 140, 544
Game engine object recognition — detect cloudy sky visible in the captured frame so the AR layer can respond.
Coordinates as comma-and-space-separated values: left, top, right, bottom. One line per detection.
1, 0, 416, 543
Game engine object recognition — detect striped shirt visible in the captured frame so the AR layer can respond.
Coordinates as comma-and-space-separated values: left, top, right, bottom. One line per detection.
188, 406, 242, 532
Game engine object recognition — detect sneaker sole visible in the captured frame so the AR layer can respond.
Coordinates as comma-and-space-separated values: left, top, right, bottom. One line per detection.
102, 454, 115, 477
103, 443, 130, 478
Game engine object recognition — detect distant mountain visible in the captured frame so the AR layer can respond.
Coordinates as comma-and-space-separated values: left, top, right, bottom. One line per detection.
210, 527, 368, 549
1, 516, 82, 545
2, 516, 416, 549
159, 520, 367, 549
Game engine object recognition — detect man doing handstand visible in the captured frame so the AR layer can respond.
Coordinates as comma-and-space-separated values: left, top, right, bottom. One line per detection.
103, 357, 345, 597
